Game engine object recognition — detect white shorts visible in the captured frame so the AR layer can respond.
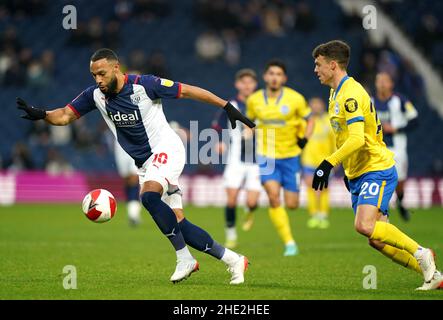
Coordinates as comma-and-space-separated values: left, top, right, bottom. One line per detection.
114, 142, 138, 177
137, 138, 186, 209
223, 162, 262, 191
390, 147, 408, 181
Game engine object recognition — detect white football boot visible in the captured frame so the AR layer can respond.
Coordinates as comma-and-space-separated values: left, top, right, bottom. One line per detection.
227, 255, 249, 285
416, 248, 437, 282
170, 259, 199, 283
416, 270, 443, 291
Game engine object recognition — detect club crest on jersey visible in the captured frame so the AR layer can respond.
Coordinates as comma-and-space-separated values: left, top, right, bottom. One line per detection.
130, 93, 142, 105
280, 105, 289, 115
345, 98, 358, 113
334, 102, 340, 115
108, 110, 139, 127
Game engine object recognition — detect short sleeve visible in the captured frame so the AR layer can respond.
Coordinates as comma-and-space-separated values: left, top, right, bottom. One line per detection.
343, 93, 364, 125
138, 75, 181, 100
246, 96, 256, 120
403, 100, 418, 120
67, 86, 96, 118
296, 95, 312, 119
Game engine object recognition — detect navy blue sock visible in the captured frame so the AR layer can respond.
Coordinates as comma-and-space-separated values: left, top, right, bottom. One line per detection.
125, 184, 139, 201
225, 206, 236, 228
140, 192, 186, 251
397, 191, 404, 203
179, 218, 225, 259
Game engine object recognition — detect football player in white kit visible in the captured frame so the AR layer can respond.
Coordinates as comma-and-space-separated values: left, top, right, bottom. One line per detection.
114, 141, 142, 226
373, 72, 419, 221
213, 69, 261, 249
114, 121, 189, 227
16, 48, 255, 284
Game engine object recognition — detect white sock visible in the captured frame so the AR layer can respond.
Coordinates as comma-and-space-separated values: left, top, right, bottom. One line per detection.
127, 200, 141, 221
318, 212, 327, 220
176, 246, 194, 261
225, 227, 237, 241
221, 248, 240, 265
413, 246, 426, 259
285, 240, 295, 246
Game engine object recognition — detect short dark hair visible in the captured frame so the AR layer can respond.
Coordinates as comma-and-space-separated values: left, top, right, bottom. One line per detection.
264, 59, 287, 74
312, 40, 350, 70
90, 48, 119, 62
235, 68, 257, 81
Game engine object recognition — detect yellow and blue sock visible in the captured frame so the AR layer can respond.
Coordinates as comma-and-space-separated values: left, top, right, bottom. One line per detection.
370, 221, 419, 255
307, 188, 318, 217
380, 244, 421, 274
319, 189, 329, 217
268, 206, 294, 245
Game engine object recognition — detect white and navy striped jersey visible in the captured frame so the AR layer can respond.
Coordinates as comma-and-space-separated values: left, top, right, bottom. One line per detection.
212, 97, 256, 164
68, 74, 182, 168
372, 93, 418, 151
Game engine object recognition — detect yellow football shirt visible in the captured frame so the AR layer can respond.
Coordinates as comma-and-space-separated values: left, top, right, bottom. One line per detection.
301, 113, 335, 168
328, 76, 395, 179
247, 87, 311, 159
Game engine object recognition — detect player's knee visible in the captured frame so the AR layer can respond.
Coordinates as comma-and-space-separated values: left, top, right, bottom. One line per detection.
127, 174, 139, 186
286, 199, 299, 210
268, 194, 280, 207
227, 198, 237, 208
140, 191, 161, 214
354, 219, 374, 237
247, 203, 258, 212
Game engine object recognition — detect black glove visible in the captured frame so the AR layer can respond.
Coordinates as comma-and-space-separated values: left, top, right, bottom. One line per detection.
16, 97, 46, 120
343, 175, 350, 192
224, 102, 255, 129
297, 137, 308, 149
312, 160, 333, 191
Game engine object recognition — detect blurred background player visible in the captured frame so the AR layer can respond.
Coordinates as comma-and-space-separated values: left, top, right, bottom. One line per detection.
213, 68, 261, 249
373, 72, 419, 221
301, 97, 335, 229
247, 60, 315, 256
114, 141, 142, 227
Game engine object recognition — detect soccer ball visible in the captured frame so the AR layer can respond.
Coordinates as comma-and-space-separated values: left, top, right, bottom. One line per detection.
82, 189, 117, 223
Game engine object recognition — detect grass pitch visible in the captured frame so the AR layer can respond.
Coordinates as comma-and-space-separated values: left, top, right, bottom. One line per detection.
0, 204, 442, 300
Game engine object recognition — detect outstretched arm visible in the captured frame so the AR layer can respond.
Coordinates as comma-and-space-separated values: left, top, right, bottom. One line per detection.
17, 97, 77, 126
45, 106, 78, 126
179, 83, 227, 108
179, 83, 255, 129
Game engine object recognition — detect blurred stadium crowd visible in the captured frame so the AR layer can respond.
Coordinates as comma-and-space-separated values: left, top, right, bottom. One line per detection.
0, 0, 442, 177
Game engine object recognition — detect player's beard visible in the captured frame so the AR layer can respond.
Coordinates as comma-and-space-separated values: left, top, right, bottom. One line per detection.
102, 75, 118, 96
268, 83, 281, 92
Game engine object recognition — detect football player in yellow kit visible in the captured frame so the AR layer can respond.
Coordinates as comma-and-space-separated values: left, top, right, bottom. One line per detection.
311, 40, 442, 290
247, 60, 315, 256
301, 97, 335, 229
